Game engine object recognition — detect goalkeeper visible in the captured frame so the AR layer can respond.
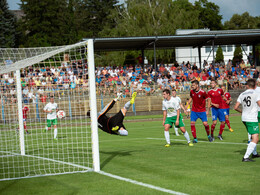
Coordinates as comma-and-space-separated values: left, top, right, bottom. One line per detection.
97, 92, 137, 136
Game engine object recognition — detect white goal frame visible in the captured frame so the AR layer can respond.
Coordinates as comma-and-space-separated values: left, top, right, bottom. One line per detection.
0, 39, 100, 181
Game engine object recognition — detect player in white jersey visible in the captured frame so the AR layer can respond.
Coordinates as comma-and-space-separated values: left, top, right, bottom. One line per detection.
43, 96, 59, 140
234, 79, 260, 162
172, 89, 188, 136
162, 89, 193, 147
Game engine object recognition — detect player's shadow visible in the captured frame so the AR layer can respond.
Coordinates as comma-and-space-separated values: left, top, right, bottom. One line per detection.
234, 147, 247, 155
100, 150, 140, 169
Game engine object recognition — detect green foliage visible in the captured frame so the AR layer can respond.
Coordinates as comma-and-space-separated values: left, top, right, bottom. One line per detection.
224, 12, 260, 30
0, 0, 17, 47
232, 45, 243, 65
215, 46, 224, 63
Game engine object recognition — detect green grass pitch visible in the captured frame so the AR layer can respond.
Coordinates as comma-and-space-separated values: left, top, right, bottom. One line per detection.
1, 113, 260, 195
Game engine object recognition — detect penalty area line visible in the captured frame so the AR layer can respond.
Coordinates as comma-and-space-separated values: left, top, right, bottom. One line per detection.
99, 171, 188, 195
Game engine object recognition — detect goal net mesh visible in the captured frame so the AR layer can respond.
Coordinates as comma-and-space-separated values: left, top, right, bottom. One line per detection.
0, 41, 95, 180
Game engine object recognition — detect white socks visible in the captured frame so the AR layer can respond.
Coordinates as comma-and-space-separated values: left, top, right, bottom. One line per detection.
174, 127, 179, 136
183, 131, 191, 143
253, 144, 257, 155
54, 128, 57, 139
164, 131, 170, 144
124, 101, 131, 110
244, 142, 256, 159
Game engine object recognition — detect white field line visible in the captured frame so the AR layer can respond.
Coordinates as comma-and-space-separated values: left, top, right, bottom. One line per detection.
98, 171, 188, 195
0, 150, 188, 194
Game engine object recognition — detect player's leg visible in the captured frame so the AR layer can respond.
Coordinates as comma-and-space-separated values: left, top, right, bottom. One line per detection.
173, 124, 180, 136
199, 112, 211, 142
242, 122, 259, 162
190, 111, 198, 143
53, 119, 58, 140
121, 92, 137, 116
23, 120, 29, 134
178, 118, 193, 146
97, 99, 116, 118
224, 109, 233, 132
218, 109, 226, 140
164, 123, 171, 147
46, 119, 52, 132
210, 107, 218, 139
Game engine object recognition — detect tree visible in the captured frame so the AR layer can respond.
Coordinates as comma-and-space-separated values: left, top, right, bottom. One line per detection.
20, 0, 78, 46
232, 46, 243, 65
224, 12, 260, 30
0, 0, 17, 47
194, 0, 223, 30
215, 46, 224, 63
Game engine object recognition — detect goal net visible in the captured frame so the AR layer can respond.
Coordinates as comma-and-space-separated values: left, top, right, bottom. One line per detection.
0, 40, 100, 181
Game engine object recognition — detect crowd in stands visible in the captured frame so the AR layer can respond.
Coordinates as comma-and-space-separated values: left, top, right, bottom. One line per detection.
1, 58, 260, 104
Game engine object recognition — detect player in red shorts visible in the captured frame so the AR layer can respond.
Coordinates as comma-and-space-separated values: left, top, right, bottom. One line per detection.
16, 104, 30, 134
186, 80, 212, 143
221, 85, 234, 132
208, 80, 226, 141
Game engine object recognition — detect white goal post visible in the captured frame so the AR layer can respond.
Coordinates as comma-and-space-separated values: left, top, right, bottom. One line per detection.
0, 39, 100, 181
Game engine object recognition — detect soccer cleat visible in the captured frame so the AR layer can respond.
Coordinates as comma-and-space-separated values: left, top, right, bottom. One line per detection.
54, 138, 58, 141
242, 158, 255, 162
164, 143, 171, 147
252, 153, 260, 158
26, 131, 30, 134
208, 135, 213, 142
188, 142, 194, 147
112, 126, 119, 131
130, 92, 137, 104
229, 128, 234, 132
217, 135, 223, 141
193, 139, 198, 143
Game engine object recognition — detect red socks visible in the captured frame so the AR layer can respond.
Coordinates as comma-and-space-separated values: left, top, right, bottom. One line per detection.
219, 123, 225, 135
225, 119, 231, 129
211, 124, 216, 136
191, 123, 197, 138
204, 124, 210, 136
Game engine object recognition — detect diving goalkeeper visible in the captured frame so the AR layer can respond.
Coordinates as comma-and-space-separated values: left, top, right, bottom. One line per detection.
97, 92, 137, 136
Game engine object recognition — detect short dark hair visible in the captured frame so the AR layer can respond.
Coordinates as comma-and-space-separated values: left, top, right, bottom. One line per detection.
210, 79, 216, 83
163, 89, 171, 95
172, 88, 176, 92
191, 80, 199, 85
246, 79, 256, 88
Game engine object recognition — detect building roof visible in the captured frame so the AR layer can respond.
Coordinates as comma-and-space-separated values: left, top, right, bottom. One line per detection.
86, 29, 260, 51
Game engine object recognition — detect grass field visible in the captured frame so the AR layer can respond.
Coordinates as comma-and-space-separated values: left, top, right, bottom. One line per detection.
1, 113, 260, 195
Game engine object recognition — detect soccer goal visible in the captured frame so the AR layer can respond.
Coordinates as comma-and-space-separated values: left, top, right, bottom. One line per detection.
0, 39, 100, 181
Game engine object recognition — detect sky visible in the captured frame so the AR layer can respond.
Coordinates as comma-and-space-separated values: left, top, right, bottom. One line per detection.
7, 0, 260, 22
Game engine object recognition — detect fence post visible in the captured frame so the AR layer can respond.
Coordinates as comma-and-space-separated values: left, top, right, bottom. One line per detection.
68, 94, 72, 119
1, 95, 5, 124
35, 93, 40, 122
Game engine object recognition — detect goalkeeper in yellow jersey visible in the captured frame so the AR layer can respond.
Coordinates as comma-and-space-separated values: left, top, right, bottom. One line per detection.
185, 98, 191, 118
97, 92, 137, 136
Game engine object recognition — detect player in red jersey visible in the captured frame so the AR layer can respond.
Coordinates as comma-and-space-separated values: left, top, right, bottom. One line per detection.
221, 85, 234, 132
16, 104, 30, 134
207, 80, 225, 141
186, 80, 212, 143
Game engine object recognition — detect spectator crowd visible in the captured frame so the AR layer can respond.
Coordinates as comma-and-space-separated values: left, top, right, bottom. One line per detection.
1, 58, 260, 104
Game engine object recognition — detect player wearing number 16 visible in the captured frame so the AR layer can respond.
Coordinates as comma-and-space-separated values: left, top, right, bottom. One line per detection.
162, 89, 193, 147
43, 96, 59, 140
234, 79, 260, 162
